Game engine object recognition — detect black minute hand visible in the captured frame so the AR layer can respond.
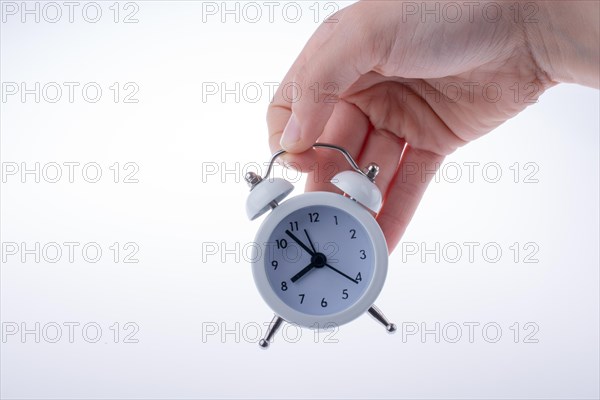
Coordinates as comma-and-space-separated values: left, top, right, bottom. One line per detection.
285, 230, 315, 256
325, 263, 359, 284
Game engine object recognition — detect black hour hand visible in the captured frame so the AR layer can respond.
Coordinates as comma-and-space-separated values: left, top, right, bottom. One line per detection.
291, 262, 316, 283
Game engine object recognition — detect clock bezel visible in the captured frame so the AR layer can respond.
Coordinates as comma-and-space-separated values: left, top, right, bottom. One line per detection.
251, 191, 388, 328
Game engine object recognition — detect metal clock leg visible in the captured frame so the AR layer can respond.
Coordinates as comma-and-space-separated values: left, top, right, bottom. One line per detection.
259, 314, 284, 349
368, 305, 397, 333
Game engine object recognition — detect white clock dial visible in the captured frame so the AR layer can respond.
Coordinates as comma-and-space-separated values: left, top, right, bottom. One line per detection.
265, 205, 375, 316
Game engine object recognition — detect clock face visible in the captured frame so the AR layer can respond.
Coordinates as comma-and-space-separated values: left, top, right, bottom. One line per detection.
265, 205, 375, 316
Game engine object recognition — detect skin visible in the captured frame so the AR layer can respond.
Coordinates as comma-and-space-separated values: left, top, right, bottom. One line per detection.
267, 0, 600, 252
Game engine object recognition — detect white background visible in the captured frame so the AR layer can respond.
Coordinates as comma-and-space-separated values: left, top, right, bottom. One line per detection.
1, 1, 599, 399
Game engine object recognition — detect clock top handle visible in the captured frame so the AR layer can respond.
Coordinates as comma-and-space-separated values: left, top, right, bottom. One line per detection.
244, 143, 383, 214
262, 143, 379, 183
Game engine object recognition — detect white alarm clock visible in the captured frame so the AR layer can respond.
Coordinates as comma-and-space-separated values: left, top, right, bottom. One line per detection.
244, 144, 396, 348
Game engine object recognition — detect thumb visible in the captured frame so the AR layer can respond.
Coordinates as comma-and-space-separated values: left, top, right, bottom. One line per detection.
280, 16, 378, 152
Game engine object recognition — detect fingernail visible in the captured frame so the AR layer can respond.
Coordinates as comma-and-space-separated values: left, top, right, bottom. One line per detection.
280, 113, 301, 150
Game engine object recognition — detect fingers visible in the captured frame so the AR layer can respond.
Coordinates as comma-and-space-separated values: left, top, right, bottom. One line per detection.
344, 81, 458, 252
279, 20, 379, 152
267, 3, 389, 156
267, 7, 349, 157
348, 81, 467, 156
377, 146, 445, 252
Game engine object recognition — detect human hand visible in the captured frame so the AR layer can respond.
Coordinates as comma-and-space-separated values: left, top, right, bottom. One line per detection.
266, 0, 598, 251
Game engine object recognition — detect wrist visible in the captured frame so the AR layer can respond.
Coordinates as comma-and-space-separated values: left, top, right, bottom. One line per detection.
524, 1, 599, 88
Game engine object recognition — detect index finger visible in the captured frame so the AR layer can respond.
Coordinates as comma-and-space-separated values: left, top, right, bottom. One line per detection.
267, 8, 348, 159
269, 2, 392, 158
